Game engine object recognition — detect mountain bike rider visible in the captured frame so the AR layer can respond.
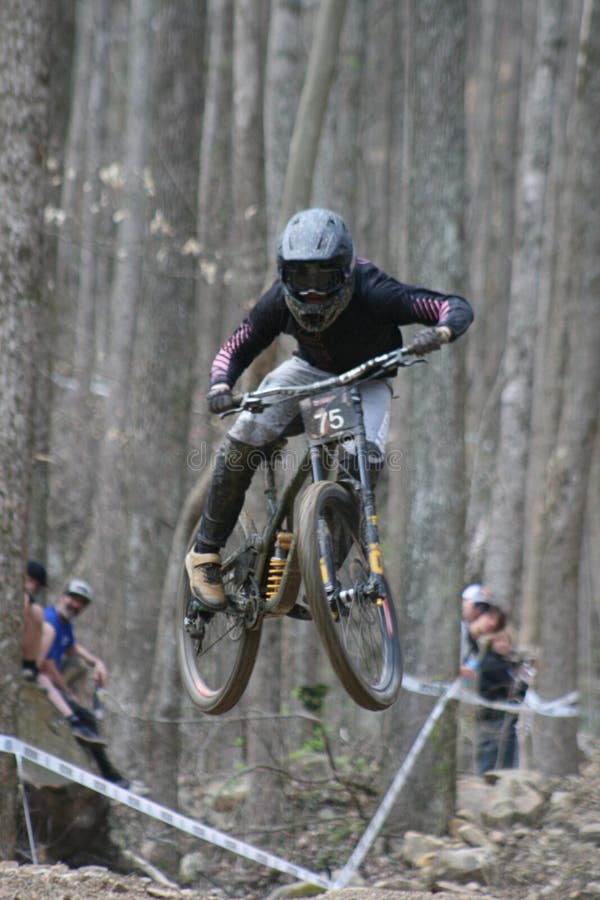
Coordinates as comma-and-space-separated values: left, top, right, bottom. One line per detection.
186, 208, 474, 611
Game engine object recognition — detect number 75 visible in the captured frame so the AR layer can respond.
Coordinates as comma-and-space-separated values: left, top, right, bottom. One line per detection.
313, 408, 345, 433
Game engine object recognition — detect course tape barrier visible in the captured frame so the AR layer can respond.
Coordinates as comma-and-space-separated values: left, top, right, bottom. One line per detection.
402, 674, 578, 717
332, 677, 461, 889
0, 735, 331, 890
2, 675, 577, 890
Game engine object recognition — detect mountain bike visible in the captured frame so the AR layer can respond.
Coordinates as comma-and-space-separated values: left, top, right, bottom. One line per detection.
176, 345, 425, 715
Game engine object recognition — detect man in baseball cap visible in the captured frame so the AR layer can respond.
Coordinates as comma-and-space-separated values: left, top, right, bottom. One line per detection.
39, 578, 102, 692
37, 578, 129, 786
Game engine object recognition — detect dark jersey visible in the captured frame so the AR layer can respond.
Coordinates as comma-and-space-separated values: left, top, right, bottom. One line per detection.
211, 259, 474, 388
478, 650, 528, 721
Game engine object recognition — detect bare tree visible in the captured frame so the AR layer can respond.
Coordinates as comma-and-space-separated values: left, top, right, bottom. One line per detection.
92, 0, 154, 751
483, 0, 566, 614
315, 0, 367, 227
279, 0, 349, 223
0, 0, 50, 858
49, 0, 110, 569
241, 0, 350, 835
531, 0, 600, 775
230, 0, 269, 319
520, 0, 584, 643
264, 0, 305, 245
137, 0, 204, 861
464, 0, 523, 581
385, 0, 468, 833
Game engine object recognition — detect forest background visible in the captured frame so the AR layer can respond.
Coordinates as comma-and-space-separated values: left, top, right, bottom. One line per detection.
1, 0, 599, 874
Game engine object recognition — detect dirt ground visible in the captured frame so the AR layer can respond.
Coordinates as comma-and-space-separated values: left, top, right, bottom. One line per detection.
2, 748, 599, 900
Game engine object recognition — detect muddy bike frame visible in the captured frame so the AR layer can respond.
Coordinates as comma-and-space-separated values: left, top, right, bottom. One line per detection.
177, 344, 425, 713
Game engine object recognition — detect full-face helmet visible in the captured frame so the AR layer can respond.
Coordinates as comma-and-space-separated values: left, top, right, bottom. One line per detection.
277, 208, 355, 332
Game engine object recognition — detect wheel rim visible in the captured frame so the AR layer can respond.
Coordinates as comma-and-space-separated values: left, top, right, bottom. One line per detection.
319, 508, 398, 695
176, 514, 261, 713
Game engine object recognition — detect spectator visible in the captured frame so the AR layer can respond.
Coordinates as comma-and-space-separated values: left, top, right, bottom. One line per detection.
22, 560, 47, 682
476, 628, 530, 774
38, 578, 129, 786
22, 562, 104, 744
460, 583, 490, 671
460, 603, 507, 682
39, 578, 107, 699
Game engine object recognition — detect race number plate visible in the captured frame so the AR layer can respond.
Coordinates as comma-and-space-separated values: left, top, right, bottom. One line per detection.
300, 387, 360, 443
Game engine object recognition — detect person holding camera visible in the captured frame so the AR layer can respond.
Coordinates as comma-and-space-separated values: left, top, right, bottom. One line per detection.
476, 628, 531, 774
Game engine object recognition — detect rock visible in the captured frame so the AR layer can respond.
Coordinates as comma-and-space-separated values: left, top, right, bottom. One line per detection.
16, 682, 95, 786
431, 846, 494, 884
209, 775, 251, 812
373, 875, 421, 891
263, 881, 326, 898
457, 823, 489, 848
15, 683, 124, 868
178, 851, 207, 885
456, 775, 493, 824
580, 823, 600, 843
448, 816, 469, 837
482, 772, 545, 828
400, 830, 447, 867
549, 790, 573, 811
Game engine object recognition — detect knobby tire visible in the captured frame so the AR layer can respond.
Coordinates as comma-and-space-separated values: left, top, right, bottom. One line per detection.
176, 508, 261, 714
298, 481, 402, 711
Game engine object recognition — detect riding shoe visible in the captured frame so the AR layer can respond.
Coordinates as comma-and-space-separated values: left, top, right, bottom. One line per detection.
185, 550, 227, 611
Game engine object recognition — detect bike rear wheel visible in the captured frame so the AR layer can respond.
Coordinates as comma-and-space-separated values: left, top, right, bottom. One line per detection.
176, 510, 262, 714
298, 481, 402, 711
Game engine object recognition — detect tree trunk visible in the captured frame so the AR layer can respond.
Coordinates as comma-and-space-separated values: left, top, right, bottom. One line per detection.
131, 0, 203, 869
279, 0, 349, 224
49, 0, 110, 571
189, 0, 233, 463
385, 0, 468, 834
315, 0, 367, 229
230, 0, 268, 322
520, 0, 584, 645
264, 0, 305, 246
483, 0, 566, 615
0, 0, 50, 858
92, 0, 154, 750
532, 0, 600, 775
464, 0, 523, 581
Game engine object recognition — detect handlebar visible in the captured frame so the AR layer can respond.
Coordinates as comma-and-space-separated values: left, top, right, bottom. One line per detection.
223, 344, 426, 417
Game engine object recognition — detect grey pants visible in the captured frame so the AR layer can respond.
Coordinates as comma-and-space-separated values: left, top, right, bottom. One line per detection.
229, 356, 392, 452
197, 357, 392, 550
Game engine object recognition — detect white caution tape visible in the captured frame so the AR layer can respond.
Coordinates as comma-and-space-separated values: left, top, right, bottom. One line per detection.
402, 673, 578, 718
2, 675, 577, 891
332, 677, 462, 889
0, 735, 331, 890
521, 688, 578, 717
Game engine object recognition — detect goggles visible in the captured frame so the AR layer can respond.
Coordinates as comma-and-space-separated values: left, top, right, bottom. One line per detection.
282, 263, 345, 295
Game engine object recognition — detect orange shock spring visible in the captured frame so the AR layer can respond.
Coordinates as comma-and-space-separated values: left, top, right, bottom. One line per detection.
265, 531, 293, 599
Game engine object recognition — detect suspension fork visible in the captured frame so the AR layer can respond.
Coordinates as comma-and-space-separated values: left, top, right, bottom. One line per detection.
349, 385, 385, 581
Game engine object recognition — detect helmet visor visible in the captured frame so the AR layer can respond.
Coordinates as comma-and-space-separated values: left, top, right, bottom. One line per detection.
282, 263, 345, 296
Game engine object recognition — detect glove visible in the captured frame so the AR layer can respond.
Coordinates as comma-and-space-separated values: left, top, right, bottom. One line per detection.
207, 384, 234, 414
411, 326, 451, 356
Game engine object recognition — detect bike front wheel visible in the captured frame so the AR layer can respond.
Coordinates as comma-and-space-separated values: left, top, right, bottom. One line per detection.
298, 481, 402, 711
176, 510, 262, 715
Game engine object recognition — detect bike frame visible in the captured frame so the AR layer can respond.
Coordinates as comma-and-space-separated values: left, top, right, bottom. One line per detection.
180, 345, 422, 712
222, 378, 392, 620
